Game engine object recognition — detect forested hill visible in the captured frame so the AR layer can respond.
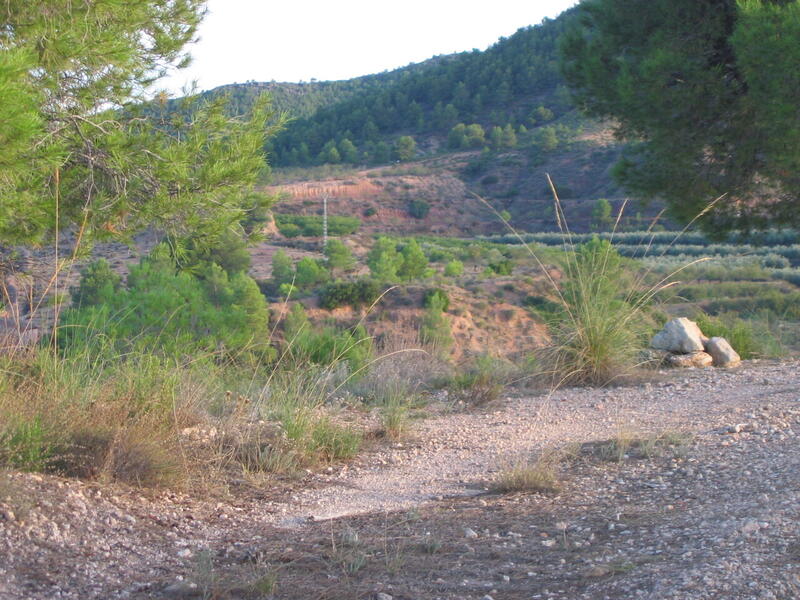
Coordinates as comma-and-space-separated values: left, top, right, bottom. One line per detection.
191, 9, 580, 167
189, 56, 453, 123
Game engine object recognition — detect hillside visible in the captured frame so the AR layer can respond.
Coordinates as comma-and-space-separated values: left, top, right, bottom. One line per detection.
186, 9, 587, 170
184, 7, 661, 234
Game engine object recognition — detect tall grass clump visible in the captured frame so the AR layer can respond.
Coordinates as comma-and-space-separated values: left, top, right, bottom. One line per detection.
544, 236, 657, 386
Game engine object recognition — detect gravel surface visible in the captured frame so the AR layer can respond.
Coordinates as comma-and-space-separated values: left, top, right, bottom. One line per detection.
1, 360, 799, 599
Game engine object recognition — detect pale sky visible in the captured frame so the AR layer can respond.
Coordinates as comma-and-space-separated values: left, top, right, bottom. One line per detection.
160, 0, 579, 94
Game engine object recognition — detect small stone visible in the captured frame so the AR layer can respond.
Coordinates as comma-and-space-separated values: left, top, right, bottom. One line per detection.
374, 593, 393, 600
464, 527, 479, 539
481, 596, 495, 600
741, 520, 760, 535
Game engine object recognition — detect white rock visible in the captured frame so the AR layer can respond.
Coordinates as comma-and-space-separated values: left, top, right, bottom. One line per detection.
464, 527, 479, 539
651, 318, 707, 353
706, 337, 741, 368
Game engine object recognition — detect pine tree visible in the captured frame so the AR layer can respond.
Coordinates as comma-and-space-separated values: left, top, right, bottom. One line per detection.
394, 136, 417, 162
561, 0, 800, 233
324, 239, 356, 276
0, 1, 280, 248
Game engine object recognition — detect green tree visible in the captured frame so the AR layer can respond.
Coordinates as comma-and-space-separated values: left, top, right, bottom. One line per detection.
318, 140, 341, 164
448, 123, 468, 149
271, 250, 294, 285
339, 138, 359, 164
324, 239, 356, 275
372, 141, 391, 164
501, 124, 518, 149
70, 259, 122, 308
394, 136, 417, 161
489, 126, 504, 150
0, 1, 279, 248
534, 126, 559, 152
398, 239, 429, 281
61, 247, 270, 361
367, 237, 402, 282
465, 124, 487, 148
591, 198, 613, 231
560, 0, 800, 234
295, 257, 328, 289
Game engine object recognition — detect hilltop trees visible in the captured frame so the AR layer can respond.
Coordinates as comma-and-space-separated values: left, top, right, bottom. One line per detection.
0, 0, 278, 248
268, 14, 576, 166
560, 0, 800, 234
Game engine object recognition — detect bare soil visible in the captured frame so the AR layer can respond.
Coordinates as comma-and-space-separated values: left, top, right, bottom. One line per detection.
2, 360, 799, 599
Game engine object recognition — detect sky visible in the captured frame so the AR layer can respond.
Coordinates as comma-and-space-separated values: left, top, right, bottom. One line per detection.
160, 0, 579, 94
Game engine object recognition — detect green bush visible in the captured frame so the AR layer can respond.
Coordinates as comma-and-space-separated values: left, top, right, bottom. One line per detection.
70, 259, 122, 307
275, 214, 361, 237
295, 256, 329, 289
284, 304, 373, 372
444, 260, 464, 277
488, 259, 514, 276
60, 246, 271, 362
423, 288, 450, 312
420, 293, 453, 354
0, 416, 54, 471
694, 312, 783, 359
407, 199, 430, 219
318, 279, 383, 310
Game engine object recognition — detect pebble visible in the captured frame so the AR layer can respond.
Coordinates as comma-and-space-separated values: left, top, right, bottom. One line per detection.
464, 527, 479, 539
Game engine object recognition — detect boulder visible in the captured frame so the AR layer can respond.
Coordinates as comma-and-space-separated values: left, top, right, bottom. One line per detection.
651, 318, 708, 354
706, 337, 741, 368
667, 351, 713, 368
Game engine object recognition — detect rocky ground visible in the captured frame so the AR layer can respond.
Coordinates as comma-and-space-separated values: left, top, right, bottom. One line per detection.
2, 360, 799, 599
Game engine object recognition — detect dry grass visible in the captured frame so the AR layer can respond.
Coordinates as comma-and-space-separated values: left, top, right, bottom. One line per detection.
491, 448, 566, 494
585, 430, 694, 463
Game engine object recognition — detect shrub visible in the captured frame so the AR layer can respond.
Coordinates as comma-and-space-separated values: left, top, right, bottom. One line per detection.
284, 304, 373, 372
419, 294, 453, 355
70, 259, 121, 307
318, 279, 382, 310
275, 214, 361, 237
407, 199, 430, 219
423, 288, 450, 312
444, 260, 464, 277
488, 259, 514, 276
449, 354, 512, 405
295, 257, 329, 289
694, 312, 783, 359
60, 246, 271, 362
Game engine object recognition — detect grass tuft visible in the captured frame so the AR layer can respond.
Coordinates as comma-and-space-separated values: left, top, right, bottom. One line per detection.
491, 449, 564, 494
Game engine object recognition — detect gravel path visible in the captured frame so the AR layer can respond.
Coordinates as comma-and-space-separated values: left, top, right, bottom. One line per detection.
1, 360, 799, 599
276, 361, 798, 525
